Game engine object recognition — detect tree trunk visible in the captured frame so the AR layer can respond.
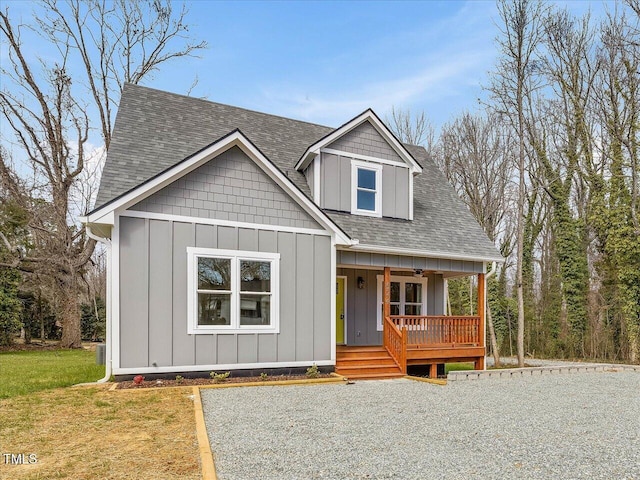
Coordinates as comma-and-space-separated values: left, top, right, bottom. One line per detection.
516, 88, 526, 367
59, 274, 82, 348
487, 303, 501, 367
38, 291, 45, 341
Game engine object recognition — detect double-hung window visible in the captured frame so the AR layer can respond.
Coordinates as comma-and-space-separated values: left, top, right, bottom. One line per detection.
187, 247, 280, 334
351, 160, 382, 217
376, 275, 428, 330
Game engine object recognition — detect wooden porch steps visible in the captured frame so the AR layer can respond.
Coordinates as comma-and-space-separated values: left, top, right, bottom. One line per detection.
335, 346, 404, 379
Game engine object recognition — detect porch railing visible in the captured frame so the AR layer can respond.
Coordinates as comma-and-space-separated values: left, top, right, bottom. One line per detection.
382, 315, 482, 373
383, 316, 406, 374
389, 315, 481, 347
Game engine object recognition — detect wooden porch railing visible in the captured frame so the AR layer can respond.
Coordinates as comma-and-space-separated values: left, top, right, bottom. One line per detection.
380, 267, 486, 372
382, 315, 482, 374
383, 316, 407, 374
390, 315, 481, 347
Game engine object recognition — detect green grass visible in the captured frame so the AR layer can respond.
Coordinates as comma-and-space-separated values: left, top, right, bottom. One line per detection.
445, 362, 475, 373
0, 349, 105, 399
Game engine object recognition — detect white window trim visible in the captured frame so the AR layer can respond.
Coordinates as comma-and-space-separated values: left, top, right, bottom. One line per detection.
187, 247, 280, 334
375, 275, 428, 331
350, 159, 382, 217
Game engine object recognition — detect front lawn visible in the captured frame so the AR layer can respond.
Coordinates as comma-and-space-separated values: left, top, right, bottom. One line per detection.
0, 385, 200, 479
445, 362, 475, 373
0, 349, 105, 399
0, 348, 201, 479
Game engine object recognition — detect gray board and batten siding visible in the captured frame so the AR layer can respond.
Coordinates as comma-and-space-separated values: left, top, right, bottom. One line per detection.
320, 154, 410, 219
316, 121, 411, 219
130, 146, 321, 230
337, 250, 485, 274
118, 216, 332, 370
337, 269, 445, 346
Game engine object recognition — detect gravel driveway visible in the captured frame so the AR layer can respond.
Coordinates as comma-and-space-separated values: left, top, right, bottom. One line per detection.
201, 371, 640, 479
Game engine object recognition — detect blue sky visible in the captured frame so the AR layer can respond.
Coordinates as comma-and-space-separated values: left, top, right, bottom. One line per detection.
4, 0, 611, 133
0, 0, 613, 212
151, 0, 607, 129
162, 0, 502, 128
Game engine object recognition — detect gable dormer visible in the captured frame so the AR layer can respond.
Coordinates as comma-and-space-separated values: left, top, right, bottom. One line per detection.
296, 110, 421, 221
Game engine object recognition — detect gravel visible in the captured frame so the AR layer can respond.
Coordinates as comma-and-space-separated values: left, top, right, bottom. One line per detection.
201, 371, 640, 479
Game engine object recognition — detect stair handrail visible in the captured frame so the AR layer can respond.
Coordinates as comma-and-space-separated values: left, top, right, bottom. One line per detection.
383, 315, 407, 374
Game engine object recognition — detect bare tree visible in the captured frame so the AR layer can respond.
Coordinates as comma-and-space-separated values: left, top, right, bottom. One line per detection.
0, 1, 206, 347
439, 112, 515, 365
387, 107, 436, 151
592, 4, 640, 361
439, 113, 513, 240
526, 8, 597, 357
489, 0, 547, 367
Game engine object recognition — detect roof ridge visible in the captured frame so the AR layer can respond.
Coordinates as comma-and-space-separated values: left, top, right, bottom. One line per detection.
123, 83, 335, 131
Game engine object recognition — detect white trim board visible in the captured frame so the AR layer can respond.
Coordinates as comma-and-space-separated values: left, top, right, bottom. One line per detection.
321, 148, 411, 170
350, 159, 383, 218
330, 236, 338, 362
313, 154, 321, 205
186, 247, 281, 335
84, 130, 353, 246
336, 275, 347, 345
112, 216, 121, 371
120, 210, 330, 237
114, 359, 335, 375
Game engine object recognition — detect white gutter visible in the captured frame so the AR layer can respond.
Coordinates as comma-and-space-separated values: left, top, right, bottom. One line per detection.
86, 224, 113, 384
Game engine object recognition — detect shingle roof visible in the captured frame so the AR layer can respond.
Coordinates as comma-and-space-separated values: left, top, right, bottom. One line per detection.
325, 145, 502, 260
96, 84, 501, 262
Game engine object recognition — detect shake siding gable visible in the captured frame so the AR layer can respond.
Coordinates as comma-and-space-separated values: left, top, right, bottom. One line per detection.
327, 121, 404, 163
129, 146, 322, 230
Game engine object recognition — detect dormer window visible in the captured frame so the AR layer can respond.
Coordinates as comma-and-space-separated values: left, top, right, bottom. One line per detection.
351, 160, 382, 217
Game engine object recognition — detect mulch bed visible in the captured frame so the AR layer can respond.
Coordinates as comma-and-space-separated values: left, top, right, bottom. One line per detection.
0, 342, 64, 352
0, 340, 102, 352
117, 374, 334, 389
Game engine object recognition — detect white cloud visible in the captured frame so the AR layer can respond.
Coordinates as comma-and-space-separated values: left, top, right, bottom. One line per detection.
253, 1, 498, 127
260, 48, 494, 127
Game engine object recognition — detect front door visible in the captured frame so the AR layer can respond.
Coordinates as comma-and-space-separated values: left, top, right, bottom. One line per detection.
336, 277, 346, 344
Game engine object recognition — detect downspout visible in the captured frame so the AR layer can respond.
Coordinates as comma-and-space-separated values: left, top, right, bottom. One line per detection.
485, 261, 497, 280
86, 224, 113, 383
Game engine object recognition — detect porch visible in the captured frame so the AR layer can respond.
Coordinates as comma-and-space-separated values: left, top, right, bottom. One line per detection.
335, 266, 486, 379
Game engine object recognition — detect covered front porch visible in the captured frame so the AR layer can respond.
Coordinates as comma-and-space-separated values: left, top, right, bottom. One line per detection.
335, 252, 486, 378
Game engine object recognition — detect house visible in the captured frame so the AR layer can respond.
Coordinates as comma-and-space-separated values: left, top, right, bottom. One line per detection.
83, 84, 503, 380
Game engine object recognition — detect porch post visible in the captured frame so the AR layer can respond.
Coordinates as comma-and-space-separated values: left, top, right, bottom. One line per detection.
476, 272, 486, 370
383, 267, 391, 319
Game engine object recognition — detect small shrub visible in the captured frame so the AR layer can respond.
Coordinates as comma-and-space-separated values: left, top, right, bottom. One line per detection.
260, 372, 268, 381
306, 364, 319, 378
175, 375, 184, 384
210, 371, 230, 383
133, 375, 144, 385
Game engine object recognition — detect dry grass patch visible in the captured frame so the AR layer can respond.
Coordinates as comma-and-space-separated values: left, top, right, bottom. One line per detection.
0, 385, 200, 479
